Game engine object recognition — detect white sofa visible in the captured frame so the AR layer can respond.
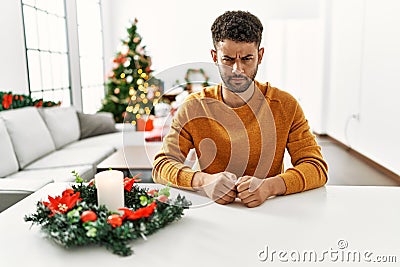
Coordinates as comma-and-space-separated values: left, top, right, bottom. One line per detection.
0, 106, 161, 212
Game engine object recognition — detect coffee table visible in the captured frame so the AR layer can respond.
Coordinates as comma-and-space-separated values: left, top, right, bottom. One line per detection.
96, 144, 162, 182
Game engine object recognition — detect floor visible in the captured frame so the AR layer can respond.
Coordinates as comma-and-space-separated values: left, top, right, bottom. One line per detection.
316, 136, 400, 186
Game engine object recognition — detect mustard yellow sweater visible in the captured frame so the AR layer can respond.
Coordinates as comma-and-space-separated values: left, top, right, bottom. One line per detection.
152, 81, 328, 195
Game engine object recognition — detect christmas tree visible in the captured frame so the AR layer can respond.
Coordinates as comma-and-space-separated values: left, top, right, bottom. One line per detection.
99, 19, 161, 124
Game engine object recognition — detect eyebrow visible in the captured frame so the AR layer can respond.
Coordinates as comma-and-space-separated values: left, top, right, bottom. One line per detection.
222, 54, 254, 59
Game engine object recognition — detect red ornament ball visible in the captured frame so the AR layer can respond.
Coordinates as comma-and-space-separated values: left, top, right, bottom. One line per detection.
80, 210, 97, 223
107, 214, 123, 228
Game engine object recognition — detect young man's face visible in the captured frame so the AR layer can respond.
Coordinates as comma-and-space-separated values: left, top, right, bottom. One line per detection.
211, 39, 264, 93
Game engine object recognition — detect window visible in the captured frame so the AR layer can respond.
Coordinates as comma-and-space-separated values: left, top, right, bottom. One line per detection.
21, 0, 71, 105
76, 0, 105, 114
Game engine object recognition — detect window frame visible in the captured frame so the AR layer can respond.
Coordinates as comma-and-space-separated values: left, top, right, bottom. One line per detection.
20, 0, 72, 105
76, 0, 106, 114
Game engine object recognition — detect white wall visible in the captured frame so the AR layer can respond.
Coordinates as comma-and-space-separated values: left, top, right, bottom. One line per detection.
326, 0, 400, 175
264, 18, 324, 132
0, 1, 29, 93
101, 0, 321, 83
326, 0, 365, 144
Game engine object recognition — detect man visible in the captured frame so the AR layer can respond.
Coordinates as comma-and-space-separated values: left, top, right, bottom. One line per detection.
152, 10, 328, 207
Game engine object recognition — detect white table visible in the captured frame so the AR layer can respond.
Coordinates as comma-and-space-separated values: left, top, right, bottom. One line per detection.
0, 183, 399, 266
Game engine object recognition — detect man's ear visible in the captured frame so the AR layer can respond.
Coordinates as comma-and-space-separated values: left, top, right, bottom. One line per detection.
258, 47, 264, 64
210, 49, 218, 63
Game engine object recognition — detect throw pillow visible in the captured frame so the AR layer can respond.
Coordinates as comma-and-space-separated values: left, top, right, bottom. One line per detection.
77, 112, 117, 139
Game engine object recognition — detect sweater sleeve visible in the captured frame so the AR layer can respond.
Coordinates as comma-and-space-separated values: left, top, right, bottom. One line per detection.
279, 102, 328, 195
152, 103, 198, 189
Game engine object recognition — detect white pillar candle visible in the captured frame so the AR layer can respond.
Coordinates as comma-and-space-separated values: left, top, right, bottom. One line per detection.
95, 170, 125, 212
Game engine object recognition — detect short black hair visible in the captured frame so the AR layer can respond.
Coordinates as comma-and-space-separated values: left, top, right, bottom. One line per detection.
211, 11, 263, 48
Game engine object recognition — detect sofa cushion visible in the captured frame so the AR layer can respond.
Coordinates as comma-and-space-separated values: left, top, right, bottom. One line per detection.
65, 132, 124, 149
1, 107, 56, 168
24, 146, 115, 171
6, 165, 94, 183
0, 176, 53, 193
0, 118, 19, 177
77, 112, 117, 139
39, 106, 80, 149
64, 131, 161, 150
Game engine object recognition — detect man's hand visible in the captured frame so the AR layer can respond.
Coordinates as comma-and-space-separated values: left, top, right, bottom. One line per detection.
192, 171, 237, 205
236, 176, 286, 208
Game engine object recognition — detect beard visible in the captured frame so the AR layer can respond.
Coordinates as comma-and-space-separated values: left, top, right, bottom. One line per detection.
218, 65, 258, 93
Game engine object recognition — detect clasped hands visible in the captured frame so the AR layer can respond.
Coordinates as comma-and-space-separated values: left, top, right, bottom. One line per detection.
192, 171, 286, 208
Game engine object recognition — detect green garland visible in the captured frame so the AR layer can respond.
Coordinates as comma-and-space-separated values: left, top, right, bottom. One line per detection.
0, 91, 61, 111
24, 174, 191, 256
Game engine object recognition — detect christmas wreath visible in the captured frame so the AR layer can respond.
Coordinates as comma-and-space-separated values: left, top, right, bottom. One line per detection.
184, 68, 210, 92
24, 173, 191, 256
